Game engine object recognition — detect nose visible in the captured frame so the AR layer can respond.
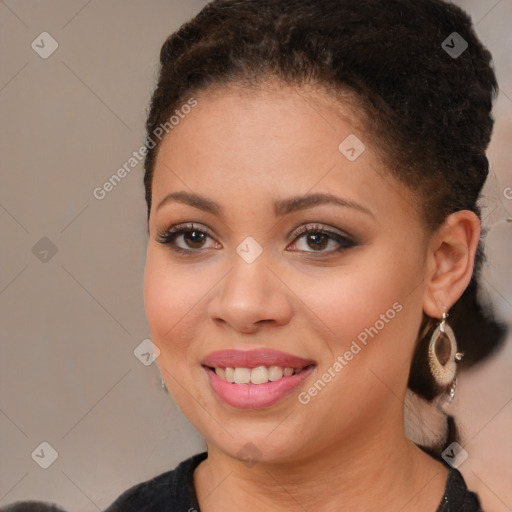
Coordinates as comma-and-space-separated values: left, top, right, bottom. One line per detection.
207, 252, 293, 334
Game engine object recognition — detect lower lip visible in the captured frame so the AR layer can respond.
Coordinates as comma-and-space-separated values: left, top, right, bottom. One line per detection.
204, 365, 316, 409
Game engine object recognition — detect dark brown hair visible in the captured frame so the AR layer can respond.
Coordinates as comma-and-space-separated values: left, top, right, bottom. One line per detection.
143, 0, 507, 457
1, 502, 68, 512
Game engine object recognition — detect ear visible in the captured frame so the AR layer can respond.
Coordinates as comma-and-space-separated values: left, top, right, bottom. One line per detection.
423, 210, 481, 318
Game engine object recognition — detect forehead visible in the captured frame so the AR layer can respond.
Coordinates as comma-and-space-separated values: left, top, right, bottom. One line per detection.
150, 83, 416, 222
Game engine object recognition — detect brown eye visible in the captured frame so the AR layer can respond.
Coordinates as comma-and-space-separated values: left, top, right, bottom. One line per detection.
289, 225, 358, 254
156, 223, 217, 253
182, 230, 207, 249
304, 233, 329, 251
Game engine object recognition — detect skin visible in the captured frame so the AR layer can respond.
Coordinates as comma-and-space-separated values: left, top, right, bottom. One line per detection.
143, 83, 480, 512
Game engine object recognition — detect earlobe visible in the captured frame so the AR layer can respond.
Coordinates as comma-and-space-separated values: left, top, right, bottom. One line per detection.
423, 210, 481, 318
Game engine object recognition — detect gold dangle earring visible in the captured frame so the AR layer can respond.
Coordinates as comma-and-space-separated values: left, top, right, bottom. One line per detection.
428, 311, 464, 401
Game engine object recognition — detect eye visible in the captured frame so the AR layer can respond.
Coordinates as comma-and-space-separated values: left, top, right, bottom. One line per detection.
156, 223, 218, 254
156, 222, 358, 256
287, 224, 358, 254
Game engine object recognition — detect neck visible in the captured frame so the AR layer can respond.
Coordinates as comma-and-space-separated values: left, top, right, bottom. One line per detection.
194, 417, 448, 512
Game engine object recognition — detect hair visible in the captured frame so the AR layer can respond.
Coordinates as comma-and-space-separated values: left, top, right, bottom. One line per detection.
142, 0, 507, 458
0, 502, 67, 512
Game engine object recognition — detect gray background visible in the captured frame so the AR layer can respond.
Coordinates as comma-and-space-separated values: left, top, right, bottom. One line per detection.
0, 1, 511, 510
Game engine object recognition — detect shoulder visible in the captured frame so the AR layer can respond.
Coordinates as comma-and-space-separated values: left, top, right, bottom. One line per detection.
103, 451, 207, 512
437, 467, 482, 512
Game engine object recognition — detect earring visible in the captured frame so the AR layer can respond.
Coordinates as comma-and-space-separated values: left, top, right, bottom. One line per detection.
428, 312, 464, 388
160, 374, 168, 393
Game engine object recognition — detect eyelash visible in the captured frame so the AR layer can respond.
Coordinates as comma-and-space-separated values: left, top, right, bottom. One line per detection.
155, 222, 358, 256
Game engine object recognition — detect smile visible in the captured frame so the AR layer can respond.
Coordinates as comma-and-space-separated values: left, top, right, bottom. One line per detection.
201, 349, 316, 409
211, 365, 310, 384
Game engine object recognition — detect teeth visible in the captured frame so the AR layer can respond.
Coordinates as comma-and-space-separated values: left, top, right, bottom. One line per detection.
225, 367, 235, 383
234, 367, 251, 384
250, 366, 268, 384
268, 366, 283, 381
213, 365, 307, 384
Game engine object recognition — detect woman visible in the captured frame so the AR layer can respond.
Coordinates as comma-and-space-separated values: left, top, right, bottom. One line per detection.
105, 0, 507, 510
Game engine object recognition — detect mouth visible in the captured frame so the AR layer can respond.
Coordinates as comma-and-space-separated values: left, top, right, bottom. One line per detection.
203, 364, 315, 385
201, 349, 317, 409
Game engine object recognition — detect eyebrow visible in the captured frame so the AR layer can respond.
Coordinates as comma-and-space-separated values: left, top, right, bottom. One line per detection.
156, 191, 374, 218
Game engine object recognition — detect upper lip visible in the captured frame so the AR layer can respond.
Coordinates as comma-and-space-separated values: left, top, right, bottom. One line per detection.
201, 349, 316, 369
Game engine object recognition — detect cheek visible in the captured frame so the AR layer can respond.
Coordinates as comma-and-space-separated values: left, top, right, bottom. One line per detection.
308, 260, 402, 336
143, 251, 213, 413
143, 249, 205, 356
305, 245, 425, 373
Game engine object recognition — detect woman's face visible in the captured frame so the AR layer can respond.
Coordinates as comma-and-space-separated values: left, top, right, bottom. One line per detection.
144, 84, 432, 464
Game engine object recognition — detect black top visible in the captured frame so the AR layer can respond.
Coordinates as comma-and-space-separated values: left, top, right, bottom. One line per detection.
103, 451, 482, 512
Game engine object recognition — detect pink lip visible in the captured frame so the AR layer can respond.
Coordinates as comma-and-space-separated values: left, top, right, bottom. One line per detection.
205, 365, 316, 409
201, 349, 316, 369
201, 349, 316, 409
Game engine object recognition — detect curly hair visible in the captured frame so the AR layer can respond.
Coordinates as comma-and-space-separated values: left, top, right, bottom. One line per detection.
142, 0, 507, 458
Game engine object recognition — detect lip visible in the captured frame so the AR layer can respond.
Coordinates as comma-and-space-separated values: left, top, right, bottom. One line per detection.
204, 364, 316, 409
201, 349, 316, 369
